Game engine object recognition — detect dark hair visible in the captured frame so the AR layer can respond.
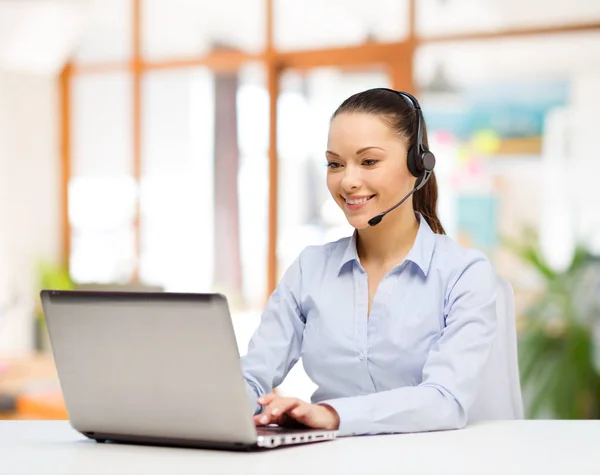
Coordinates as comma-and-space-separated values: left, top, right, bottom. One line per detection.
331, 88, 446, 235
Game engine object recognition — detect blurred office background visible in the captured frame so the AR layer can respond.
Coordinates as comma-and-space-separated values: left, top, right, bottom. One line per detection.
1, 0, 599, 420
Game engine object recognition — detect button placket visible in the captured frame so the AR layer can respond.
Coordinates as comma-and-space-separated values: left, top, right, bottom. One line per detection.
353, 264, 369, 361
368, 271, 397, 339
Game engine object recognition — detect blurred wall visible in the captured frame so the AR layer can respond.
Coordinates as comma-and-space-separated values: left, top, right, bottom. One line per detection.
571, 70, 600, 255
0, 71, 61, 354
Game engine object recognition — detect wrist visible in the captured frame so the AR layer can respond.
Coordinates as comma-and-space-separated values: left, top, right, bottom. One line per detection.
318, 403, 340, 430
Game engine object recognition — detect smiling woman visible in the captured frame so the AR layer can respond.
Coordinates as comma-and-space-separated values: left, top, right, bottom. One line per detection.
241, 87, 504, 437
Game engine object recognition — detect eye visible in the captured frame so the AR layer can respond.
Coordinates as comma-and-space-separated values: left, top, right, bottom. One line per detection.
326, 162, 342, 169
362, 159, 379, 166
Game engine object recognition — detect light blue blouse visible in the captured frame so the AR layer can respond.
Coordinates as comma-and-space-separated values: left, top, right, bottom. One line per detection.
241, 214, 497, 436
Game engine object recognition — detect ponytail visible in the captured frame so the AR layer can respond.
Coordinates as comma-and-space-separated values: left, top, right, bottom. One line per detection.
413, 171, 445, 234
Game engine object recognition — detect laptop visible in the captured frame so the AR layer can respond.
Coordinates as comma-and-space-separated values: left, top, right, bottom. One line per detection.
40, 290, 338, 450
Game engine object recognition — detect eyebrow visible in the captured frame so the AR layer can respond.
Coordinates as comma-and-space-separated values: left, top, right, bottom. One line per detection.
325, 146, 385, 157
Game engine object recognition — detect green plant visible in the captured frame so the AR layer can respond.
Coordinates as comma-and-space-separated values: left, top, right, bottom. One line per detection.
34, 259, 75, 327
506, 228, 600, 419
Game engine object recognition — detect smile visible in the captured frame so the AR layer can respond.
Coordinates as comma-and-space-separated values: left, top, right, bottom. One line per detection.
344, 195, 375, 205
343, 195, 375, 211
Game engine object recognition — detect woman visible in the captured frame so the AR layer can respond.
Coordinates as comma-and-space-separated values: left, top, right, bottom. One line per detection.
241, 88, 497, 437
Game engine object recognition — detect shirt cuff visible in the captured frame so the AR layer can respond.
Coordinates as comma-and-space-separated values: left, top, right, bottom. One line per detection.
319, 397, 367, 437
245, 381, 262, 415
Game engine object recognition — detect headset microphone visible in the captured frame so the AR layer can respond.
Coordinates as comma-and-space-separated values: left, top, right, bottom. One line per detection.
367, 170, 433, 226
367, 89, 436, 227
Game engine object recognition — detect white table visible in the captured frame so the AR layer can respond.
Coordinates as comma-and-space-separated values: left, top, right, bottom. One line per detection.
1, 420, 599, 474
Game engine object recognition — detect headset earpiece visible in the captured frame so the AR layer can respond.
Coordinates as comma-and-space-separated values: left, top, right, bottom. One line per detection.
407, 145, 421, 177
407, 147, 436, 178
421, 150, 436, 172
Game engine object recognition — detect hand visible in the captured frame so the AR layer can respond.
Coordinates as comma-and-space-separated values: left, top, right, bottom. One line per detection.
254, 393, 340, 431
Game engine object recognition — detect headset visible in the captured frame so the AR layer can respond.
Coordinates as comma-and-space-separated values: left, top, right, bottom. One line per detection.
367, 88, 436, 226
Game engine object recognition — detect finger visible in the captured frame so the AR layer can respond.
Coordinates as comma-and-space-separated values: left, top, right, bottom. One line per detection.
288, 404, 315, 426
259, 398, 302, 426
269, 399, 301, 422
254, 412, 280, 426
257, 392, 276, 407
255, 400, 281, 426
255, 393, 277, 425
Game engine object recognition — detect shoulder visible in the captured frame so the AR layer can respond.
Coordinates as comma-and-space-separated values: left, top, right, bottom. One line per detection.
298, 236, 350, 262
430, 234, 496, 294
296, 236, 351, 273
280, 235, 352, 284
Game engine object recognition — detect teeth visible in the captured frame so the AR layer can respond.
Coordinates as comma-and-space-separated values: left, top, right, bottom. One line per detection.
347, 196, 372, 205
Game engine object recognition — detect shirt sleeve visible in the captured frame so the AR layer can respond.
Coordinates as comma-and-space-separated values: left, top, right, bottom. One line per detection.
240, 253, 306, 415
320, 253, 498, 436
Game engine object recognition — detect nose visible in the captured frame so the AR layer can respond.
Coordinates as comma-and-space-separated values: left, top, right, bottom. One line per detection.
340, 164, 362, 192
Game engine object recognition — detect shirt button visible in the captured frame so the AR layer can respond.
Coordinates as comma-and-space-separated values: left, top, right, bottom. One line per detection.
358, 352, 365, 361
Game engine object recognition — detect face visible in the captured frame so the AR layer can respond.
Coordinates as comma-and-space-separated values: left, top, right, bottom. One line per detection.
326, 112, 414, 229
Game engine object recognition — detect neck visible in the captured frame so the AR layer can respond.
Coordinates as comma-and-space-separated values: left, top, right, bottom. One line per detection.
356, 205, 419, 267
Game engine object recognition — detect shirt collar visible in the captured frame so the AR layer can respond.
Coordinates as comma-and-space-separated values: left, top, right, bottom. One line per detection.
337, 212, 436, 276
338, 231, 360, 275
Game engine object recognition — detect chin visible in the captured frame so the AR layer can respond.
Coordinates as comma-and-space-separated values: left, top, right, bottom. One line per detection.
344, 214, 371, 230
